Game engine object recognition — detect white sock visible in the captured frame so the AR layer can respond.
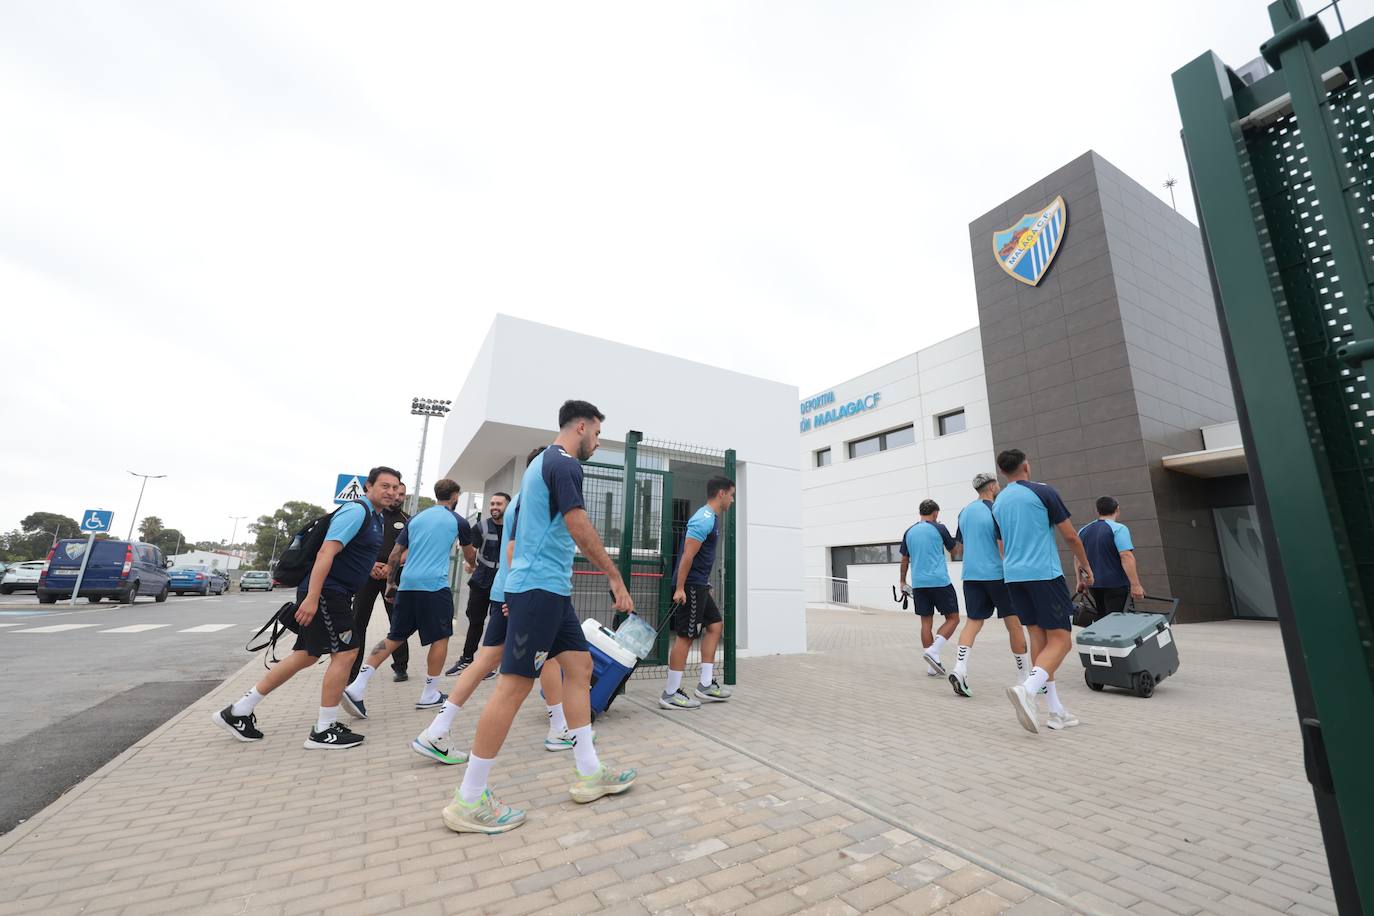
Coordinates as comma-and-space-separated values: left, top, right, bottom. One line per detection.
421, 675, 440, 698
428, 700, 461, 741
546, 703, 567, 734
954, 645, 970, 676
1014, 652, 1030, 675
930, 635, 947, 656
571, 725, 600, 777
1045, 682, 1066, 715
1023, 666, 1050, 695
316, 705, 339, 732
665, 669, 683, 695
231, 688, 264, 717
699, 662, 714, 687
459, 754, 493, 804
348, 665, 375, 698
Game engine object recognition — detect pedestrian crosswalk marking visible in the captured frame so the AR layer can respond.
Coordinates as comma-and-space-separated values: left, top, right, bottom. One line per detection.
13, 624, 100, 633
179, 624, 236, 633
102, 624, 170, 634
0, 623, 21, 628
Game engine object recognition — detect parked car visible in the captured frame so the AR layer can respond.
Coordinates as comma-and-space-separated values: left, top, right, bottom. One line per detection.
37, 540, 171, 604
1, 560, 46, 594
238, 570, 274, 592
169, 565, 229, 596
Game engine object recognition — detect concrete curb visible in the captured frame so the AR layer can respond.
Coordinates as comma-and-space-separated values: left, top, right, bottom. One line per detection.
0, 650, 266, 856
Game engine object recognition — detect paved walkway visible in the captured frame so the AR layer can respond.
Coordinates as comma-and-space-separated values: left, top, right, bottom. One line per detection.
0, 610, 1331, 916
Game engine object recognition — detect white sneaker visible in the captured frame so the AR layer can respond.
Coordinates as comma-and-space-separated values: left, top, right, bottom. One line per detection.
922, 649, 946, 677
1005, 685, 1039, 734
1047, 710, 1080, 730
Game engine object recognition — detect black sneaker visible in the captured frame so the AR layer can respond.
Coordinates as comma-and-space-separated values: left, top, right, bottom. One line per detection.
340, 692, 368, 720
304, 722, 364, 750
212, 706, 263, 742
444, 657, 473, 677
393, 670, 409, 683
415, 691, 448, 710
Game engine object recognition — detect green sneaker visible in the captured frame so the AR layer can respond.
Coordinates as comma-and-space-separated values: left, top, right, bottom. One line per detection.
412, 730, 468, 765
442, 789, 526, 834
693, 680, 733, 702
569, 765, 637, 804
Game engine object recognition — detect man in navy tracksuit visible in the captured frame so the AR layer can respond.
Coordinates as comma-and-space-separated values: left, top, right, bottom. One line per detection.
1078, 496, 1145, 616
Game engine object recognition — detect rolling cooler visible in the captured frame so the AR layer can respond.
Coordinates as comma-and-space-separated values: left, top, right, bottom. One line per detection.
1076, 594, 1180, 698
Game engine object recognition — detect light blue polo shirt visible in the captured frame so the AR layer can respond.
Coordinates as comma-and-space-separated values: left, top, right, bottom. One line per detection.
682, 506, 720, 586
900, 520, 956, 588
993, 480, 1071, 583
396, 506, 473, 592
955, 498, 1003, 581
490, 494, 520, 603
505, 445, 586, 597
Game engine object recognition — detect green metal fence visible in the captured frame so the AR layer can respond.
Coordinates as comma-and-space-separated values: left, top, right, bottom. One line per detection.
1174, 3, 1374, 910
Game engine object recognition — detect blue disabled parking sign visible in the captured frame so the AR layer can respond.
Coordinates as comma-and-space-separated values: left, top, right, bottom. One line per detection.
334, 474, 367, 504
80, 509, 114, 534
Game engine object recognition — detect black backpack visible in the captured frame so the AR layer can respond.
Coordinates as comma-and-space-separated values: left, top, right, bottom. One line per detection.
272, 505, 351, 588
246, 601, 301, 666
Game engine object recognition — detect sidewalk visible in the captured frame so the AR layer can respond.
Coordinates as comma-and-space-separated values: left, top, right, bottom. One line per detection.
0, 610, 1331, 915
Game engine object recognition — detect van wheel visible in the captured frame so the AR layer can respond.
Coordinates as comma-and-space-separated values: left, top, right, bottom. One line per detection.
122, 583, 139, 604
87, 596, 101, 604
155, 584, 169, 603
0, 585, 14, 595
38, 593, 57, 604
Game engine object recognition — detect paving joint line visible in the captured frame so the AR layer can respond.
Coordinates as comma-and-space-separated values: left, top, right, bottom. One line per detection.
626, 694, 1101, 916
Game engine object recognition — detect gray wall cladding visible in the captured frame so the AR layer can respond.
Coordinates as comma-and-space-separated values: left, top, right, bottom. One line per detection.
969, 151, 1237, 621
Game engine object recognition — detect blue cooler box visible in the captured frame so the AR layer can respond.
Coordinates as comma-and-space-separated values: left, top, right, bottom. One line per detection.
583, 619, 638, 717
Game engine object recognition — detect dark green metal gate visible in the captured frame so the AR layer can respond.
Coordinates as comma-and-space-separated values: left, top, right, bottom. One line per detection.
1175, 3, 1374, 910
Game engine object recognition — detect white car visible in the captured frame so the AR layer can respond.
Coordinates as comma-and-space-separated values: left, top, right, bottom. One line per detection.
0, 561, 46, 594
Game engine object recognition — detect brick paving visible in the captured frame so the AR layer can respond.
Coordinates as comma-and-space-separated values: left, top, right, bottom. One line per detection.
0, 609, 1332, 915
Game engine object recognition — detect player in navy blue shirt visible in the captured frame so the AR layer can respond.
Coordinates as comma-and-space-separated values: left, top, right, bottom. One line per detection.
992, 449, 1093, 735
660, 476, 737, 709
1078, 496, 1145, 616
214, 466, 402, 751
444, 401, 637, 835
899, 499, 961, 677
946, 472, 1030, 698
340, 478, 477, 720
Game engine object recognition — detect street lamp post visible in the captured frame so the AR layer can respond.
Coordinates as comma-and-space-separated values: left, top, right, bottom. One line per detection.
227, 515, 246, 574
409, 397, 452, 514
127, 471, 167, 541
268, 522, 287, 569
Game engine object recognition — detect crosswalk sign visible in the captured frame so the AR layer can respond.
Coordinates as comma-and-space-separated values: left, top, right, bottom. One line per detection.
334, 473, 367, 504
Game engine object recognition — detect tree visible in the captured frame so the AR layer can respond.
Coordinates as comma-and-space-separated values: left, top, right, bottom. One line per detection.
0, 512, 83, 561
249, 500, 328, 567
138, 516, 165, 543
148, 528, 187, 557
416, 496, 436, 513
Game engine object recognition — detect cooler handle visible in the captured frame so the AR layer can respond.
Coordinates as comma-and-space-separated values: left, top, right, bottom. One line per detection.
1088, 649, 1112, 667
1127, 594, 1179, 625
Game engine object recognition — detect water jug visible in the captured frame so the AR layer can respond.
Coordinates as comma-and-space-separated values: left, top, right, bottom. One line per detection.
613, 613, 657, 659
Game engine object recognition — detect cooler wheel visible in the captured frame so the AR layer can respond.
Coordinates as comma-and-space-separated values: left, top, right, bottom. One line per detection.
1134, 672, 1156, 699
1084, 670, 1104, 692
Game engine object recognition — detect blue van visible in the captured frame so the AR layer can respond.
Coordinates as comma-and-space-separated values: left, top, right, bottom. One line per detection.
37, 539, 173, 604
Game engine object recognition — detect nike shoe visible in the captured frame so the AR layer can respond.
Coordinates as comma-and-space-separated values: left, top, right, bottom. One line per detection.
442, 789, 526, 834
922, 649, 946, 677
694, 681, 733, 702
340, 691, 368, 720
415, 691, 447, 711
411, 730, 468, 764
1005, 685, 1039, 735
659, 689, 701, 710
544, 728, 596, 752
212, 706, 263, 742
444, 657, 473, 677
569, 765, 637, 804
1047, 710, 1080, 730
949, 672, 972, 698
304, 722, 365, 750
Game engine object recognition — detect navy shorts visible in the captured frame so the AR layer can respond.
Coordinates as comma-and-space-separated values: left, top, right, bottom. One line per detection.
913, 584, 959, 617
388, 588, 456, 646
1006, 577, 1073, 631
481, 599, 508, 647
963, 579, 1016, 621
501, 589, 589, 678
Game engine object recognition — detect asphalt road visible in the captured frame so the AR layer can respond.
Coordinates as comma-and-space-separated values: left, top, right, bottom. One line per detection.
0, 589, 285, 833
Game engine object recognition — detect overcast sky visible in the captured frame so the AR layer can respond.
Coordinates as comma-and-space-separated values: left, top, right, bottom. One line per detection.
2, 1, 1361, 545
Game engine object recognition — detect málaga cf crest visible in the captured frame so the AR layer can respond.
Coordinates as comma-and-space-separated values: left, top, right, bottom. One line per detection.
992, 196, 1067, 286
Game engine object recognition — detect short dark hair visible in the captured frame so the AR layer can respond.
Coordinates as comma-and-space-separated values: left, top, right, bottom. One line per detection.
919, 499, 939, 516
559, 400, 605, 428
434, 479, 461, 501
706, 476, 735, 499
367, 466, 402, 486
526, 446, 547, 466
1096, 496, 1120, 516
996, 449, 1027, 476
492, 492, 512, 503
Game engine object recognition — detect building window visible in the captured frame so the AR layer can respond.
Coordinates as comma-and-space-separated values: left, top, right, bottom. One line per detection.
815, 448, 832, 467
937, 409, 966, 436
847, 424, 915, 459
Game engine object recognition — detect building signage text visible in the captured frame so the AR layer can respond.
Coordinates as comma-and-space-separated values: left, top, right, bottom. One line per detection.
800, 391, 881, 432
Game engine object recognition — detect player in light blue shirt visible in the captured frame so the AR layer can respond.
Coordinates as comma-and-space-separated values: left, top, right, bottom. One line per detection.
946, 472, 1030, 698
992, 449, 1093, 736
899, 499, 960, 677
444, 400, 638, 836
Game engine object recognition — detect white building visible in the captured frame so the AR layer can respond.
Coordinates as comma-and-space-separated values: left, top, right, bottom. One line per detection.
439, 315, 806, 656
801, 327, 995, 612
169, 550, 244, 571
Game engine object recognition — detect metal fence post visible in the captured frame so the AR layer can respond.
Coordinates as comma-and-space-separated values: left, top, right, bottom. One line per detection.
724, 448, 737, 686
616, 431, 642, 626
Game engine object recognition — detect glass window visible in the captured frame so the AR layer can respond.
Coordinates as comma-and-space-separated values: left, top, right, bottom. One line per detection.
884, 425, 915, 449
849, 435, 882, 459
938, 410, 966, 436
815, 448, 832, 467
